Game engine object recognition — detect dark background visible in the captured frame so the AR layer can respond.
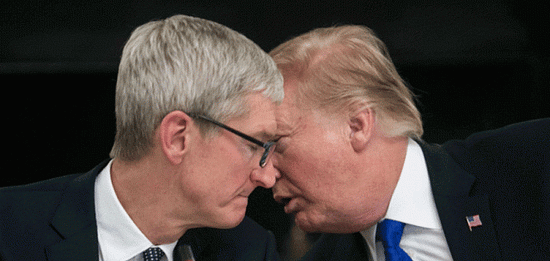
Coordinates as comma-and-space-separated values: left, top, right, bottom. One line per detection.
2, 0, 549, 255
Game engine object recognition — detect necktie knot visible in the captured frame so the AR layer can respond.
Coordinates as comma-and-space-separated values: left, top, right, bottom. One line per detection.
143, 247, 165, 261
376, 219, 412, 261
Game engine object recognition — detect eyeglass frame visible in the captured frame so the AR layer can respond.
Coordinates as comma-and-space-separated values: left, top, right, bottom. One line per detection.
186, 113, 276, 168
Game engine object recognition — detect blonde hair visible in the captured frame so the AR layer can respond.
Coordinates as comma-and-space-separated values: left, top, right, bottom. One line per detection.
110, 15, 283, 161
270, 25, 422, 138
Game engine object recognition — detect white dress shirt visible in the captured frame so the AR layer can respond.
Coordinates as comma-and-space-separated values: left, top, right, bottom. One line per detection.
94, 160, 178, 261
360, 139, 454, 261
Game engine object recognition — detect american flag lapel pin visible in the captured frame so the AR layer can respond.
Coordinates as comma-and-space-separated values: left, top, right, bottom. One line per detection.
466, 215, 482, 231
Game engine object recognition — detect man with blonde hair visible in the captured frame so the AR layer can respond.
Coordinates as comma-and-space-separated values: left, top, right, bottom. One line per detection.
270, 25, 549, 260
1, 15, 283, 260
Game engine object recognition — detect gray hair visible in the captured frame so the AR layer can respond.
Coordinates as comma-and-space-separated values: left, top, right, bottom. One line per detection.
269, 25, 422, 139
110, 15, 283, 161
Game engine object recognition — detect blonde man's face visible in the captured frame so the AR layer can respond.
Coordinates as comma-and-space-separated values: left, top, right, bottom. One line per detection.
272, 77, 394, 233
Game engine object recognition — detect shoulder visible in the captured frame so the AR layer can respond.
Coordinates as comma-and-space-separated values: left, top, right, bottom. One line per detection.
438, 119, 550, 258
436, 119, 549, 198
0, 161, 109, 260
182, 217, 279, 260
442, 118, 550, 173
443, 118, 549, 155
0, 173, 86, 260
0, 160, 109, 213
0, 174, 81, 216
221, 216, 273, 238
204, 216, 276, 247
301, 233, 369, 261
211, 217, 279, 260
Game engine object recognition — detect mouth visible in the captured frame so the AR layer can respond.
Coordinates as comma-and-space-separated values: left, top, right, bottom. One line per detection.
280, 197, 292, 206
235, 191, 252, 205
233, 195, 249, 209
237, 194, 249, 199
274, 195, 299, 214
274, 193, 291, 205
238, 188, 255, 198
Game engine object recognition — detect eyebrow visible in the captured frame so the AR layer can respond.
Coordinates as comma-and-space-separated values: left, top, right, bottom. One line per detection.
250, 129, 277, 142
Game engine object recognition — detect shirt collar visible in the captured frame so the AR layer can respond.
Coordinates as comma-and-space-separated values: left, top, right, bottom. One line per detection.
360, 139, 442, 260
95, 160, 178, 261
384, 138, 442, 230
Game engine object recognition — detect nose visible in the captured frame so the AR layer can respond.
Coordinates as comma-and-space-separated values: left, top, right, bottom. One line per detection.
250, 160, 280, 188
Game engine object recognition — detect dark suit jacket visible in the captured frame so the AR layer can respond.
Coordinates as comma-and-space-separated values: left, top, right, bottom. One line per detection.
301, 118, 550, 261
0, 160, 279, 261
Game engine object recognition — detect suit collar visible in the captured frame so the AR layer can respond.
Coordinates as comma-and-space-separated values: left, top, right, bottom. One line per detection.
419, 141, 502, 260
45, 160, 214, 261
418, 140, 475, 197
384, 139, 444, 229
46, 160, 110, 260
175, 228, 211, 260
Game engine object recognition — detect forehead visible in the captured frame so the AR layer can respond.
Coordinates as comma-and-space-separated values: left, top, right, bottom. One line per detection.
229, 92, 278, 139
275, 78, 307, 135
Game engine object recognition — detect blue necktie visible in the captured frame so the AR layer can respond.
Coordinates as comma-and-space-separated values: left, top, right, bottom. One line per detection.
376, 219, 412, 261
142, 247, 165, 261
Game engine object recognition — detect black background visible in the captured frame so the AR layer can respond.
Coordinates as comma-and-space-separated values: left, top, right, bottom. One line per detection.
2, 0, 549, 253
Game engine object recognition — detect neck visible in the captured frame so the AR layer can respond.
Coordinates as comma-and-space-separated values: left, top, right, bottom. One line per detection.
110, 156, 191, 244
376, 135, 409, 213
358, 134, 409, 230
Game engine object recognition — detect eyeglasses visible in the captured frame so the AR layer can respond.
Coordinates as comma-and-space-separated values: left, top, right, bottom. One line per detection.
187, 113, 276, 168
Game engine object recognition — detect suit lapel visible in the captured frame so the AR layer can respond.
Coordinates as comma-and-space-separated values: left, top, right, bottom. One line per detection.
46, 161, 109, 261
420, 142, 501, 260
175, 227, 213, 260
46, 225, 98, 260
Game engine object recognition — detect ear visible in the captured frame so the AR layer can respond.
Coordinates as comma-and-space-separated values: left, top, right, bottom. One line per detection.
158, 111, 192, 165
348, 107, 375, 152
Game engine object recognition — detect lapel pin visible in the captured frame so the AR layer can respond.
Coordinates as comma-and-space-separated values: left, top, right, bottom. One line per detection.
466, 215, 482, 231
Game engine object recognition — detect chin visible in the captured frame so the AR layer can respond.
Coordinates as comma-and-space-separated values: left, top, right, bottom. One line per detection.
295, 212, 364, 234
294, 212, 323, 233
215, 209, 246, 229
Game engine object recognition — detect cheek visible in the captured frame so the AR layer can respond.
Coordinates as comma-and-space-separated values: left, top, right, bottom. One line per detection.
188, 161, 250, 201
279, 142, 368, 205
278, 147, 346, 201
275, 120, 352, 193
216, 166, 250, 193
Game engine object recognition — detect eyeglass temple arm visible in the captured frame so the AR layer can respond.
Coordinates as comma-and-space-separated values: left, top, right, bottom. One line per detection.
191, 114, 266, 147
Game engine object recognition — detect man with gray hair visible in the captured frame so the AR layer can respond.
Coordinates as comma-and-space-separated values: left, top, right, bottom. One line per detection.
1, 15, 283, 260
270, 25, 549, 260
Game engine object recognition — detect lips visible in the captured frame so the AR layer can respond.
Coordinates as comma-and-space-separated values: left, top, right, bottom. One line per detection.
238, 187, 256, 198
274, 194, 299, 214
238, 192, 252, 198
274, 193, 291, 205
279, 197, 292, 205
284, 198, 301, 214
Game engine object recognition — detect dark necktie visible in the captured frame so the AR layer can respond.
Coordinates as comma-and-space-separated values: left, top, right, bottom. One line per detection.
376, 219, 412, 261
173, 244, 196, 261
142, 247, 165, 261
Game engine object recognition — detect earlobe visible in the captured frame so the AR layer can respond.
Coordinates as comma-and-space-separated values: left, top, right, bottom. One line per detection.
159, 111, 191, 165
349, 108, 375, 152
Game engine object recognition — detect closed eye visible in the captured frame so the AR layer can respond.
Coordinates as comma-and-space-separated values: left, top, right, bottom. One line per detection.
248, 143, 261, 152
